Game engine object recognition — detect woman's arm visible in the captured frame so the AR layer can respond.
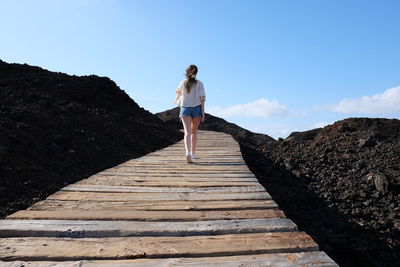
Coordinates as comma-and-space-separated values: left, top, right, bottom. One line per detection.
199, 82, 206, 122
200, 99, 205, 123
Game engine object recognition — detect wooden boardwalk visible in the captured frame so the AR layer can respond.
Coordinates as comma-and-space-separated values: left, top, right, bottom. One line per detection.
0, 130, 338, 266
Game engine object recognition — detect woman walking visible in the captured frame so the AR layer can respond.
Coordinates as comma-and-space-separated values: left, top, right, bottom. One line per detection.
175, 64, 206, 163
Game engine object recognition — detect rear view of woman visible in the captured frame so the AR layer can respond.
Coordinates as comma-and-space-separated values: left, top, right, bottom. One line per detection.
174, 64, 206, 163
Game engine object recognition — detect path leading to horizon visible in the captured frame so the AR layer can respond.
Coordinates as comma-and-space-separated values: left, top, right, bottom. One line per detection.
0, 130, 337, 266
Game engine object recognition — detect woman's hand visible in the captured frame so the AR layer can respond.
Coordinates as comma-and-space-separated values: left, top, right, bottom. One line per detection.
201, 114, 205, 123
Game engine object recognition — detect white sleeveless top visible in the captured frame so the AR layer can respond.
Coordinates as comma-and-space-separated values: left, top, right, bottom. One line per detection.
175, 79, 206, 107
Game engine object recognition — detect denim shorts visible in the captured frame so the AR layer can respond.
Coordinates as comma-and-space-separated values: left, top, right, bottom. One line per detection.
179, 105, 202, 118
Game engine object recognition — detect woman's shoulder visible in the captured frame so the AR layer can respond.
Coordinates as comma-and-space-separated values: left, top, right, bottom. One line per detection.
180, 79, 203, 83
196, 80, 204, 86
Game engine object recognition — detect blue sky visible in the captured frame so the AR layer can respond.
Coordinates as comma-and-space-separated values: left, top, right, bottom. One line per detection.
1, 0, 399, 138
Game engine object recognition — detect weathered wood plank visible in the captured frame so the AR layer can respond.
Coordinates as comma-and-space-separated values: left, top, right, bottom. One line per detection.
78, 176, 259, 184
0, 232, 319, 261
136, 151, 241, 154
111, 166, 250, 171
134, 156, 244, 159
61, 185, 265, 193
156, 146, 240, 149
0, 218, 297, 238
157, 149, 240, 152
0, 252, 338, 266
132, 160, 246, 164
143, 149, 241, 152
135, 157, 244, 160
141, 155, 243, 159
96, 173, 256, 178
75, 181, 260, 187
100, 170, 252, 174
6, 209, 285, 221
120, 163, 247, 167
43, 191, 271, 202
108, 169, 253, 174
127, 163, 248, 167
28, 199, 278, 211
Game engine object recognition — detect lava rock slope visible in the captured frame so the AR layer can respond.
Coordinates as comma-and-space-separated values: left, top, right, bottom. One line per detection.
0, 60, 182, 219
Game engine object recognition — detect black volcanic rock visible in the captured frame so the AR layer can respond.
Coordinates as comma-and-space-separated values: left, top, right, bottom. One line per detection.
262, 118, 400, 266
0, 60, 182, 218
157, 108, 400, 267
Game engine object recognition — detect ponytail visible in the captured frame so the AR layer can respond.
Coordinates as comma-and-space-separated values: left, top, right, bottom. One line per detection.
185, 64, 198, 93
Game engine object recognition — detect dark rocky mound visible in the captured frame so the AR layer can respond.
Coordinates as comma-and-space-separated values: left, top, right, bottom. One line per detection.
155, 107, 275, 147
157, 108, 399, 267
259, 118, 400, 267
0, 60, 182, 219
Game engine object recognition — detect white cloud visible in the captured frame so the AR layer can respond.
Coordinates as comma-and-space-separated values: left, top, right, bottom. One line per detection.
208, 98, 288, 118
332, 86, 400, 114
245, 124, 299, 139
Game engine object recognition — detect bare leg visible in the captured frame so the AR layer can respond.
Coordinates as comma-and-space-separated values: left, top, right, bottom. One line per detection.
191, 117, 201, 155
180, 116, 192, 155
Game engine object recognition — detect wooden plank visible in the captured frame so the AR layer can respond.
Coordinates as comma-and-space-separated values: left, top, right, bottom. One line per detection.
145, 152, 242, 155
138, 149, 240, 153
118, 163, 247, 167
0, 232, 319, 261
111, 166, 250, 171
129, 162, 247, 165
78, 176, 259, 183
75, 181, 260, 187
6, 209, 285, 221
0, 218, 297, 238
134, 155, 244, 158
136, 153, 241, 157
131, 159, 245, 162
99, 173, 253, 177
155, 148, 240, 151
108, 169, 252, 174
143, 148, 241, 152
156, 146, 240, 149
105, 170, 253, 174
120, 163, 247, 167
0, 252, 338, 266
144, 153, 242, 157
137, 154, 241, 157
159, 148, 240, 151
43, 191, 271, 202
136, 156, 243, 159
105, 167, 249, 172
61, 185, 266, 193
96, 173, 256, 178
138, 160, 247, 165
186, 146, 239, 148
28, 199, 279, 211
132, 160, 246, 164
